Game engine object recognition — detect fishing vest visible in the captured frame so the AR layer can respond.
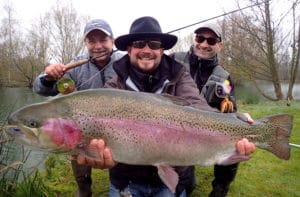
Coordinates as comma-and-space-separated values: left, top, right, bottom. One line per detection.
172, 52, 229, 103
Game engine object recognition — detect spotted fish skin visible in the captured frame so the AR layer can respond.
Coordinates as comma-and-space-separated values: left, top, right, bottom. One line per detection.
6, 88, 293, 165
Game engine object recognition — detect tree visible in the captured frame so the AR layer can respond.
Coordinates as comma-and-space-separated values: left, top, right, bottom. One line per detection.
19, 17, 51, 87
45, 1, 87, 64
0, 2, 24, 86
287, 0, 300, 100
0, 2, 51, 87
0, 0, 89, 87
220, 0, 299, 100
168, 33, 194, 53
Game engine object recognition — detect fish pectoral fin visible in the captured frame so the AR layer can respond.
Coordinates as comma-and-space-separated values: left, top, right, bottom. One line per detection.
157, 165, 178, 193
77, 143, 103, 161
218, 153, 250, 165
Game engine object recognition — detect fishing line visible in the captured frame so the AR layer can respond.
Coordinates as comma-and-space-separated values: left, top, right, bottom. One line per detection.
75, 64, 108, 90
74, 51, 116, 90
73, 0, 271, 90
64, 0, 271, 90
166, 0, 271, 34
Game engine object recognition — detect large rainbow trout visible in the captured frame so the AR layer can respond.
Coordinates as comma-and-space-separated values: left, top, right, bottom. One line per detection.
5, 88, 293, 193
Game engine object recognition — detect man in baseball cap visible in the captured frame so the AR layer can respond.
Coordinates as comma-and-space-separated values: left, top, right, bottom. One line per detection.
32, 18, 124, 197
171, 23, 247, 197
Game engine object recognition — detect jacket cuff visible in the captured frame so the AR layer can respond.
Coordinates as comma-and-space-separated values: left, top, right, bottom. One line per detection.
40, 76, 57, 87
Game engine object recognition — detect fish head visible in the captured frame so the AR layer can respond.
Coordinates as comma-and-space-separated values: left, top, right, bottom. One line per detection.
5, 100, 82, 153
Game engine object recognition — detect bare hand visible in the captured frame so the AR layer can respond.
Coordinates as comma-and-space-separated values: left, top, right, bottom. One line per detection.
236, 138, 256, 156
236, 112, 254, 124
77, 139, 116, 169
44, 63, 66, 80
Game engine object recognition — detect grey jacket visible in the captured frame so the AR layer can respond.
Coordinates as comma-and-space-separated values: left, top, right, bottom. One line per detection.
33, 51, 124, 96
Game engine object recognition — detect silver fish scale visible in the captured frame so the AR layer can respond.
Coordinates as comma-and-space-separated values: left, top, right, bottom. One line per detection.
60, 89, 263, 139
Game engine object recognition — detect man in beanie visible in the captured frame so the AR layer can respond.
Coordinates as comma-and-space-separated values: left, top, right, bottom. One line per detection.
77, 16, 255, 197
171, 23, 241, 197
33, 19, 124, 197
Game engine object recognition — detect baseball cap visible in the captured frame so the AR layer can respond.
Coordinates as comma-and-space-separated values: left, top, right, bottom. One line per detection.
83, 19, 113, 38
194, 23, 221, 40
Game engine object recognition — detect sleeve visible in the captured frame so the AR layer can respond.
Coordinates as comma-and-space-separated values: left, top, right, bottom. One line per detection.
32, 73, 59, 96
32, 55, 90, 96
32, 72, 72, 96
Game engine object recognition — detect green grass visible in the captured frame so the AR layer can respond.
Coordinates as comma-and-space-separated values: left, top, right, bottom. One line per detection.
2, 100, 300, 196
223, 100, 300, 197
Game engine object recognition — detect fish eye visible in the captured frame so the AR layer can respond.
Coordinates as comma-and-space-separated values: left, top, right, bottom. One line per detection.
27, 119, 39, 128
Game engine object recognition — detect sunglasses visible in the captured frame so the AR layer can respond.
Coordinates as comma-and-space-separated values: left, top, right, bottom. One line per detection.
131, 40, 162, 50
195, 35, 220, 45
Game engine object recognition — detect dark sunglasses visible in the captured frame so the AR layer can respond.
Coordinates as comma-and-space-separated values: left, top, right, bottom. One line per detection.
131, 40, 162, 50
195, 35, 220, 45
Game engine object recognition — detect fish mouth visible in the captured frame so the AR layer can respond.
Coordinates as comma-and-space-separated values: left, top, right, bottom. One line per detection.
4, 125, 40, 145
4, 125, 72, 153
5, 111, 46, 148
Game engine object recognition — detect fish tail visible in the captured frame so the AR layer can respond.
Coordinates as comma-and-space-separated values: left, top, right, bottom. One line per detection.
258, 114, 293, 160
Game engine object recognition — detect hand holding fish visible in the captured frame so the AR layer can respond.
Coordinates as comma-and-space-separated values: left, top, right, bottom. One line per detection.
5, 89, 293, 193
236, 138, 256, 156
76, 139, 116, 169
236, 112, 254, 124
76, 113, 255, 169
76, 137, 256, 169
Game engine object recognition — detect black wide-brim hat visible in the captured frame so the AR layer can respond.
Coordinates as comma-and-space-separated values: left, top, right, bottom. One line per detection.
115, 16, 178, 51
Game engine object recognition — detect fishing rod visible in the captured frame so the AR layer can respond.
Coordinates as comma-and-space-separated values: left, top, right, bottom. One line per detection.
42, 52, 110, 79
290, 143, 300, 148
167, 0, 270, 34
42, 51, 111, 94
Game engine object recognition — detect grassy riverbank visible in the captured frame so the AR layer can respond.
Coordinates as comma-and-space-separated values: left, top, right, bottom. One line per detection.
1, 100, 299, 197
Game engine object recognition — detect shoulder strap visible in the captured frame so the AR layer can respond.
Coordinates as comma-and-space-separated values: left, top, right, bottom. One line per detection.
211, 65, 229, 81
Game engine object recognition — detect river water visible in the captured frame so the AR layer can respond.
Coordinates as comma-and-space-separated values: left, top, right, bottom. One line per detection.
0, 87, 47, 181
244, 82, 300, 100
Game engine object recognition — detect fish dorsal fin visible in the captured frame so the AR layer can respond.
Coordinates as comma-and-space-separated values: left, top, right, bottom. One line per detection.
161, 93, 191, 106
157, 165, 178, 193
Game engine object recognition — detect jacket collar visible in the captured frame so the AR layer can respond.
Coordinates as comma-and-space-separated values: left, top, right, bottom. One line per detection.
113, 54, 183, 92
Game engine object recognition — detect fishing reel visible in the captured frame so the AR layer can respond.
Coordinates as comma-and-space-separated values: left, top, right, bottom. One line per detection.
57, 78, 76, 94
52, 58, 90, 94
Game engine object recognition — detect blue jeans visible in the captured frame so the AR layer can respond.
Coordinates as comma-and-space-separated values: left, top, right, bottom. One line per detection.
109, 182, 187, 197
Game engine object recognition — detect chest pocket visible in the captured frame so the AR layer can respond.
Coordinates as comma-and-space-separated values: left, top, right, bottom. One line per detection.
201, 65, 229, 105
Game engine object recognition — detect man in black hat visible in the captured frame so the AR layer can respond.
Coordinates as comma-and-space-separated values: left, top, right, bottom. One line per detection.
33, 19, 124, 197
77, 16, 255, 197
171, 23, 245, 197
